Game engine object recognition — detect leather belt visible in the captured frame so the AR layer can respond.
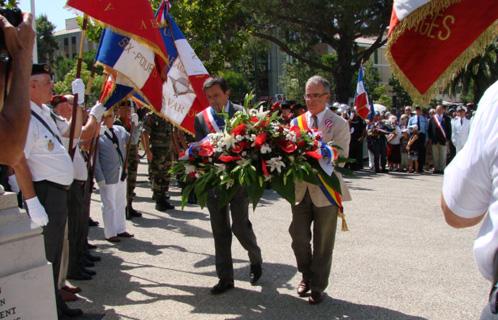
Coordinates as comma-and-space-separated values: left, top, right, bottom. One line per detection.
35, 180, 70, 191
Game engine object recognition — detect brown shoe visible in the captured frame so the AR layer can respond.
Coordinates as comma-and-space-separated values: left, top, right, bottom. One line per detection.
308, 291, 325, 305
62, 285, 81, 294
106, 236, 121, 243
117, 232, 134, 238
60, 289, 78, 302
297, 279, 310, 297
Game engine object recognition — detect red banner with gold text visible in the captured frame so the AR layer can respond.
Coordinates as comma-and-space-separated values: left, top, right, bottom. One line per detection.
386, 0, 498, 103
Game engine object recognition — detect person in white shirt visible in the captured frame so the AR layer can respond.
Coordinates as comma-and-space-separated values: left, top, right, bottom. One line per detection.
451, 106, 471, 153
13, 63, 81, 318
441, 80, 498, 320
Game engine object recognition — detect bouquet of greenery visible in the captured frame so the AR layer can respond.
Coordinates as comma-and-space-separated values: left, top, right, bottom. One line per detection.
171, 94, 348, 217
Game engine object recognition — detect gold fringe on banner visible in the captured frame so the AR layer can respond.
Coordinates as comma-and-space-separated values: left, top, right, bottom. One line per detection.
387, 20, 498, 104
389, 0, 462, 43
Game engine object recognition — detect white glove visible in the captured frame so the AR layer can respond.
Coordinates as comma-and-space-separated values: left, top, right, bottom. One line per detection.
25, 197, 49, 227
71, 78, 85, 105
90, 102, 106, 122
131, 113, 139, 126
7, 174, 19, 193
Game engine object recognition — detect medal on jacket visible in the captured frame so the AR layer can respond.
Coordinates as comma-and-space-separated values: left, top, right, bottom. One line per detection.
47, 139, 54, 151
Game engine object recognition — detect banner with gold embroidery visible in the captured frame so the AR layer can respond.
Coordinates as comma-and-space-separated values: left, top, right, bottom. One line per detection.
66, 0, 168, 63
386, 0, 498, 104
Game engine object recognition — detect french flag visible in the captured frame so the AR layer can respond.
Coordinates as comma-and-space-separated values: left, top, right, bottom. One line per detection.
96, 28, 165, 115
156, 1, 210, 134
354, 67, 372, 120
98, 73, 134, 110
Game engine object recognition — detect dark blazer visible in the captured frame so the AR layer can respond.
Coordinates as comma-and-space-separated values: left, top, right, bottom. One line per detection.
428, 114, 452, 145
194, 101, 243, 141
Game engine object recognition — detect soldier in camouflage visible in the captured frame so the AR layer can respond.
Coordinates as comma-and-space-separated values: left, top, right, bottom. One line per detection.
142, 112, 175, 211
115, 101, 143, 219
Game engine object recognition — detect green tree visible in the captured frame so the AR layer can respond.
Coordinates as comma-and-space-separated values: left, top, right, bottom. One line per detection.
36, 15, 59, 64
389, 76, 413, 108
219, 70, 249, 103
448, 40, 498, 103
246, 0, 392, 103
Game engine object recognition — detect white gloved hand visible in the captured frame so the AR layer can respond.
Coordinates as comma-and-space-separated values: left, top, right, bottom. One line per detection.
25, 197, 49, 227
7, 174, 19, 193
71, 78, 85, 105
131, 113, 139, 126
90, 102, 106, 122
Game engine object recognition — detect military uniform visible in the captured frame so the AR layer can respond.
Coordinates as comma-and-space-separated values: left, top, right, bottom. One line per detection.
143, 112, 174, 210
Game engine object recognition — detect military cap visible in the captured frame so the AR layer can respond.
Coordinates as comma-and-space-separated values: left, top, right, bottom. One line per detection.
31, 63, 52, 76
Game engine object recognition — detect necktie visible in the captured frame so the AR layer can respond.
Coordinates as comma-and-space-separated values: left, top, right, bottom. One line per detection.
312, 115, 318, 129
417, 116, 421, 131
460, 118, 463, 125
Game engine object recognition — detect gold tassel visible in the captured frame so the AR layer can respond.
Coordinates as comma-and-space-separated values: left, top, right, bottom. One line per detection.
338, 211, 349, 232
386, 15, 498, 104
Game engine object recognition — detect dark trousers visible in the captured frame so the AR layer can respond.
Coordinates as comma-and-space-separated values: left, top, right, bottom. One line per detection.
289, 191, 339, 292
417, 133, 426, 172
349, 140, 364, 170
206, 187, 262, 282
67, 181, 86, 275
370, 140, 387, 171
34, 180, 69, 312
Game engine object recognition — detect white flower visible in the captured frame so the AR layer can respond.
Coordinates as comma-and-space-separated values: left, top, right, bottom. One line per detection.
249, 105, 270, 119
267, 156, 286, 173
222, 134, 236, 148
241, 151, 247, 157
286, 131, 297, 142
236, 135, 244, 141
184, 164, 196, 174
214, 163, 226, 173
260, 144, 272, 154
236, 158, 252, 167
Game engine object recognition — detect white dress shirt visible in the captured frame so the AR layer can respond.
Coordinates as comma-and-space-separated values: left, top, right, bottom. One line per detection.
24, 101, 74, 186
52, 115, 88, 182
305, 109, 327, 129
443, 80, 498, 281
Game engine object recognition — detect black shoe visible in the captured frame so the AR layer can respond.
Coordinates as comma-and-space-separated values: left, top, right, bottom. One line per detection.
308, 291, 325, 305
88, 218, 99, 227
250, 263, 262, 285
87, 242, 98, 250
61, 306, 83, 317
155, 199, 175, 212
83, 259, 95, 268
210, 280, 234, 295
85, 253, 101, 262
81, 267, 96, 276
129, 207, 142, 218
67, 272, 92, 281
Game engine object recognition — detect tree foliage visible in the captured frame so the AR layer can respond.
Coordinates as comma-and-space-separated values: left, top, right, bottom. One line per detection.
447, 40, 498, 103
36, 15, 59, 64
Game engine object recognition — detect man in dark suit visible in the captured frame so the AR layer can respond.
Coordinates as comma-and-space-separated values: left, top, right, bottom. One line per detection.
428, 105, 452, 174
194, 77, 262, 294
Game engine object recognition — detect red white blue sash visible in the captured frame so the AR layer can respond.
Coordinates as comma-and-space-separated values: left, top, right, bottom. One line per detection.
202, 107, 222, 134
433, 115, 446, 139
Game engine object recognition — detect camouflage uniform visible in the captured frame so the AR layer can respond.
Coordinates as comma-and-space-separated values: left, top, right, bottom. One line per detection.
143, 113, 174, 203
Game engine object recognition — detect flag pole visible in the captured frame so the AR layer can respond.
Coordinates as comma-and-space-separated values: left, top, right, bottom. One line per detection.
68, 14, 88, 159
30, 0, 38, 63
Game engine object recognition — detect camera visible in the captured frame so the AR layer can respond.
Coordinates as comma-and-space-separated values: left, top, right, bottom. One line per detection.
0, 6, 22, 61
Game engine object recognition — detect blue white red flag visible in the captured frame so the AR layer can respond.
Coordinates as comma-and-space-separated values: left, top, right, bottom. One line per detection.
99, 73, 134, 110
354, 67, 372, 120
156, 1, 210, 134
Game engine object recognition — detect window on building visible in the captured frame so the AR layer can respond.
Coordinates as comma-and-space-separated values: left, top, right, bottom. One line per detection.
71, 36, 76, 45
64, 38, 68, 46
374, 50, 379, 65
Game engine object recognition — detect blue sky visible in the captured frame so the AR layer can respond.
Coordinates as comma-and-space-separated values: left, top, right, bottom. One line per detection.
18, 0, 78, 31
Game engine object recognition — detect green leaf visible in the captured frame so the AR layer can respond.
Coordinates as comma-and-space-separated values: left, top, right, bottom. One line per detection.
246, 183, 265, 211
271, 176, 295, 205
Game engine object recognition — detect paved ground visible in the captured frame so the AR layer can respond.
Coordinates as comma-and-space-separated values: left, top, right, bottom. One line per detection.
71, 160, 489, 320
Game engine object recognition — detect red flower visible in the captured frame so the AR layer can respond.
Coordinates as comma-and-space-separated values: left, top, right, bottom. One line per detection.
198, 143, 214, 157
254, 132, 267, 148
250, 116, 259, 123
239, 140, 251, 150
219, 155, 241, 163
232, 144, 243, 154
305, 150, 322, 160
289, 126, 302, 139
232, 124, 246, 136
261, 159, 270, 177
279, 140, 297, 153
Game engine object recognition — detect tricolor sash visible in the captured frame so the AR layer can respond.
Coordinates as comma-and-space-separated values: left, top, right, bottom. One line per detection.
293, 114, 348, 231
433, 115, 446, 139
202, 107, 222, 134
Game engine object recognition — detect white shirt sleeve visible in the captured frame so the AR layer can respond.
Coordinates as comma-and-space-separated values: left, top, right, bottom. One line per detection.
23, 120, 37, 160
442, 82, 498, 218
